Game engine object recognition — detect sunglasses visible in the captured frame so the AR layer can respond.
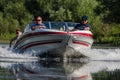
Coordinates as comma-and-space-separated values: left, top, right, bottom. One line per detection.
82, 20, 87, 21
36, 19, 42, 21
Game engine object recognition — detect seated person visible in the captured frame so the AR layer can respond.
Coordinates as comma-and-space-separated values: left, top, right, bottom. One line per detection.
72, 15, 91, 31
9, 28, 23, 47
31, 16, 46, 30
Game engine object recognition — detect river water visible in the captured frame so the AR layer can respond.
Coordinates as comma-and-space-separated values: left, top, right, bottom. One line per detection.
0, 43, 120, 80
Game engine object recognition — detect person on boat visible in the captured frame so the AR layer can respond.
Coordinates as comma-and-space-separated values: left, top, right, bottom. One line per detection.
9, 28, 23, 48
31, 16, 46, 30
72, 15, 91, 31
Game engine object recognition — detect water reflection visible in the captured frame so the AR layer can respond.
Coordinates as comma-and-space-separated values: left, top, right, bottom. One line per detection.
0, 59, 120, 80
0, 43, 120, 80
64, 61, 120, 80
0, 61, 67, 80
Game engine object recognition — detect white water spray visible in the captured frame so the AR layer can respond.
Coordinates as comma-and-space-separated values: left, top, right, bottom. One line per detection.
0, 46, 38, 62
0, 44, 120, 61
79, 48, 120, 61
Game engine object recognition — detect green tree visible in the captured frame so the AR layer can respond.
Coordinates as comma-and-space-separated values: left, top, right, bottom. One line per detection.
4, 0, 33, 28
96, 0, 120, 23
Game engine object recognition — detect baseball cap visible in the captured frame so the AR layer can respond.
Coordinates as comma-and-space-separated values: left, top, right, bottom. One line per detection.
82, 15, 88, 21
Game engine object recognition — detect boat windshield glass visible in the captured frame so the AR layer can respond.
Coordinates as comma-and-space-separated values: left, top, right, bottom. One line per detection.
24, 22, 76, 32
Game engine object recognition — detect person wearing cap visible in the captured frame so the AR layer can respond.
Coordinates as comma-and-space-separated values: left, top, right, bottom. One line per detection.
9, 28, 23, 48
72, 15, 91, 31
31, 16, 46, 30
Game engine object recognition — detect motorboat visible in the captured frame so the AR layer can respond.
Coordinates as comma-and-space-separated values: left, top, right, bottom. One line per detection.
12, 22, 93, 57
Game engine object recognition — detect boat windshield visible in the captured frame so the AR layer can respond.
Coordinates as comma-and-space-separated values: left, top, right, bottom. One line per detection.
24, 22, 76, 32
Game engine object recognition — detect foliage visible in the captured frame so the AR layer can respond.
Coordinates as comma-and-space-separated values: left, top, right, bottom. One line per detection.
96, 0, 120, 23
0, 0, 119, 44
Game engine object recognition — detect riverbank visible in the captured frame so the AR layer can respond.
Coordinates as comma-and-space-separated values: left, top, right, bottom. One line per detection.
0, 40, 10, 44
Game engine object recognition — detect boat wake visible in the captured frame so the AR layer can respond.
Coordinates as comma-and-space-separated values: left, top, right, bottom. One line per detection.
78, 48, 120, 61
0, 47, 38, 62
0, 45, 120, 62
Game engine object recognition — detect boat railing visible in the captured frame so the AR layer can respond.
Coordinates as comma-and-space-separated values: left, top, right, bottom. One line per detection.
24, 22, 76, 32
24, 23, 33, 32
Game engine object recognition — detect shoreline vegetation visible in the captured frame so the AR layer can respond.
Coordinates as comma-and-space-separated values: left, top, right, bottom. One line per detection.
0, 0, 119, 46
0, 40, 10, 44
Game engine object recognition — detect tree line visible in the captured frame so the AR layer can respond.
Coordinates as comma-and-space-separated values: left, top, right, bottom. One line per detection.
0, 0, 120, 45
